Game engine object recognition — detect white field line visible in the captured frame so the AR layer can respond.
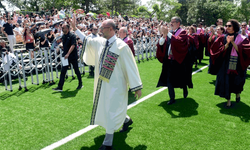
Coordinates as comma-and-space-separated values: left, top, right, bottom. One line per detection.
41, 65, 209, 150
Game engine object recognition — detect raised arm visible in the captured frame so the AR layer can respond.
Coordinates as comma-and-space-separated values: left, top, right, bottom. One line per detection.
71, 13, 86, 41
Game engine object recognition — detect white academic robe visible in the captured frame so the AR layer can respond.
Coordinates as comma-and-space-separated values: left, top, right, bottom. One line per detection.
75, 29, 143, 134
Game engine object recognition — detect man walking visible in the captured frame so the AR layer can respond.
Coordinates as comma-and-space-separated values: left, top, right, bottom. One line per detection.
72, 15, 142, 150
52, 24, 82, 91
157, 16, 193, 105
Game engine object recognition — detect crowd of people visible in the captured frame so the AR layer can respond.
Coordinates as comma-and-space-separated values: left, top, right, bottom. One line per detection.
1, 9, 250, 150
0, 9, 160, 53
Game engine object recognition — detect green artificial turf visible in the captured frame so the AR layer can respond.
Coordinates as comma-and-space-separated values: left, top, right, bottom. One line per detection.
1, 56, 250, 150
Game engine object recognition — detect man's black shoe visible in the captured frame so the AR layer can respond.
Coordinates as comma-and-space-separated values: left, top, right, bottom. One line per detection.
52, 87, 62, 92
119, 118, 133, 132
76, 84, 83, 90
98, 145, 113, 150
167, 99, 176, 105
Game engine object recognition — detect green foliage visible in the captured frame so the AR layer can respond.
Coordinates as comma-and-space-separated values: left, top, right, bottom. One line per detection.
187, 0, 237, 26
137, 6, 152, 18
237, 0, 250, 22
138, 6, 148, 12
154, 0, 181, 21
152, 3, 160, 12
138, 0, 181, 21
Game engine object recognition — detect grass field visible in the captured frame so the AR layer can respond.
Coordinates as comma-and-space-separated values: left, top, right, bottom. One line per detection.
1, 56, 250, 150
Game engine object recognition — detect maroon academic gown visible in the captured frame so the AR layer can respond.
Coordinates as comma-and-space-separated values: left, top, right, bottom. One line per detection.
124, 36, 135, 56
207, 34, 216, 55
248, 33, 250, 41
210, 34, 250, 71
197, 28, 206, 61
207, 34, 218, 75
156, 29, 193, 88
210, 34, 250, 99
188, 33, 199, 63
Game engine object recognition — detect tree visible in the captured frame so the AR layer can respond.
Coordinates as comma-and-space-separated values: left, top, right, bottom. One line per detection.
237, 0, 250, 22
164, 0, 182, 21
187, 0, 236, 26
140, 0, 181, 21
177, 0, 196, 25
137, 4, 160, 18
103, 0, 140, 16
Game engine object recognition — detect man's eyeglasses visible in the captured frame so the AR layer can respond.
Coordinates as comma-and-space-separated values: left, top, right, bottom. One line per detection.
242, 25, 247, 27
225, 25, 232, 27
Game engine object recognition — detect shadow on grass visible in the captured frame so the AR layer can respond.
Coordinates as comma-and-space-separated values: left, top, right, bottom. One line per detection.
59, 89, 80, 98
28, 82, 54, 93
216, 101, 250, 122
192, 67, 199, 72
246, 73, 250, 79
159, 98, 199, 118
0, 82, 55, 100
203, 58, 209, 61
87, 75, 94, 79
199, 62, 208, 66
80, 128, 147, 150
0, 89, 26, 100
209, 80, 216, 86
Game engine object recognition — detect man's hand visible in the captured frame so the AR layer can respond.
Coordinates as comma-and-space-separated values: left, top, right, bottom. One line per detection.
161, 25, 168, 38
64, 54, 69, 59
70, 13, 77, 31
134, 90, 142, 99
210, 27, 215, 35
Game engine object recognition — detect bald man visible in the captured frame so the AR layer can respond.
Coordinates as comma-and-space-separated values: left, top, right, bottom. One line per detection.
118, 27, 135, 56
72, 15, 142, 150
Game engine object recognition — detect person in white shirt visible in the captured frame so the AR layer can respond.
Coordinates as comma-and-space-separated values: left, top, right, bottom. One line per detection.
13, 23, 24, 43
60, 7, 65, 16
13, 23, 23, 35
239, 22, 249, 38
1, 17, 6, 27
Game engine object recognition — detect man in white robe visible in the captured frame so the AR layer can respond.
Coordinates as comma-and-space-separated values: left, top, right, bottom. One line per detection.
72, 15, 143, 150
